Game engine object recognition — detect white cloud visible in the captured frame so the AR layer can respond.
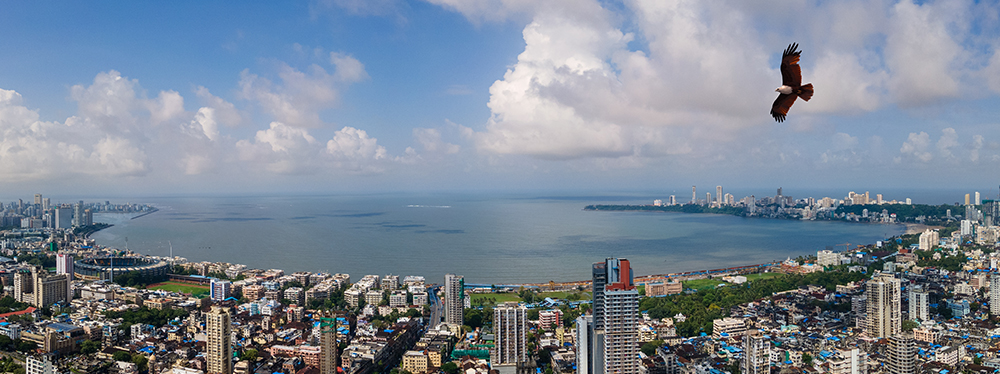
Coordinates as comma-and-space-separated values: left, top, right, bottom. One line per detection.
414, 128, 460, 154
936, 127, 958, 158
330, 52, 369, 83
239, 60, 365, 128
195, 86, 242, 127
900, 131, 933, 162
971, 134, 984, 162
885, 0, 964, 106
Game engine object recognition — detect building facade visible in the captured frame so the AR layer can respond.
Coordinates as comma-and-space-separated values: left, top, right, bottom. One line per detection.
743, 331, 770, 374
866, 273, 901, 338
492, 302, 528, 367
444, 273, 464, 326
206, 306, 233, 374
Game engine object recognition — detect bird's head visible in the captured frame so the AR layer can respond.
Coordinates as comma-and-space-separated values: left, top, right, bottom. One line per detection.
775, 85, 793, 95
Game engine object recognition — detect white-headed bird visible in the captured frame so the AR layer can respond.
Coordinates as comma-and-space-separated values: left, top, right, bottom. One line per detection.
771, 43, 814, 122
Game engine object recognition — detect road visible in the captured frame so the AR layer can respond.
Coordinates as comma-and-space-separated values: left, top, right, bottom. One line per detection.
427, 285, 443, 328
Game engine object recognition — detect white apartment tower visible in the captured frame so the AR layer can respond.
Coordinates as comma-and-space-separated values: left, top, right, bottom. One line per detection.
444, 273, 464, 326
991, 275, 1000, 316
206, 306, 233, 374
909, 287, 929, 321
55, 254, 74, 281
575, 315, 593, 374
918, 229, 939, 250
492, 302, 528, 367
866, 273, 901, 338
716, 186, 723, 206
743, 331, 770, 374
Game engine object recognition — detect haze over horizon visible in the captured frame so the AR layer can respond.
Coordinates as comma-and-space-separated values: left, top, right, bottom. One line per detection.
3, 1, 1000, 196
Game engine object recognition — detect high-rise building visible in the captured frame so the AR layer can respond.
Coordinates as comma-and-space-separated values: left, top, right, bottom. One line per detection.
206, 306, 233, 374
908, 287, 928, 321
575, 315, 593, 374
743, 331, 770, 374
866, 273, 901, 338
54, 207, 72, 230
589, 258, 639, 374
966, 194, 971, 205
976, 191, 981, 205
41, 198, 50, 211
716, 186, 723, 206
492, 302, 528, 367
918, 229, 939, 250
55, 254, 74, 281
33, 194, 42, 206
691, 186, 696, 204
444, 274, 464, 326
14, 267, 70, 308
73, 202, 84, 228
211, 279, 232, 301
991, 275, 1000, 315
319, 311, 337, 374
26, 355, 58, 374
828, 349, 867, 374
887, 334, 916, 374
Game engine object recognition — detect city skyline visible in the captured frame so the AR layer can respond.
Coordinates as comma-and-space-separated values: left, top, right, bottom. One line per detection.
2, 2, 1000, 195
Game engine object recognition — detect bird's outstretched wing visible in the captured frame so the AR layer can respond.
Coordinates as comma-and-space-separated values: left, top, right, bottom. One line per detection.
771, 93, 797, 123
780, 43, 802, 87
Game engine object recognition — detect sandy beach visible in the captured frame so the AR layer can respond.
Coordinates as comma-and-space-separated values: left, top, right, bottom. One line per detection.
904, 223, 943, 235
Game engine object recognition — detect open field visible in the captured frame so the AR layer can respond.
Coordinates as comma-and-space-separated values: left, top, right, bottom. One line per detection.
470, 291, 592, 305
683, 272, 785, 291
149, 282, 210, 298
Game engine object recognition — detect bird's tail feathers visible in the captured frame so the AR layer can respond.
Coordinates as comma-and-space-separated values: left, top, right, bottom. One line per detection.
798, 84, 814, 101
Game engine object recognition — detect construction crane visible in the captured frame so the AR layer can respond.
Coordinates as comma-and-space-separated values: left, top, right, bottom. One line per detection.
836, 242, 850, 251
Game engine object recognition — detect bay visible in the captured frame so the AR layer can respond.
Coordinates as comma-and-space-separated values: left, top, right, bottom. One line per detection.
90, 192, 904, 285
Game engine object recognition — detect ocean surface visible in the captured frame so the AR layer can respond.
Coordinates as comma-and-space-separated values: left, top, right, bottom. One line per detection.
89, 192, 905, 285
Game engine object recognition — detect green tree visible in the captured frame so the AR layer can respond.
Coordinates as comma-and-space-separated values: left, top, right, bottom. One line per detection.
81, 339, 101, 354
440, 362, 459, 374
802, 353, 813, 367
902, 320, 919, 332
113, 351, 132, 362
640, 340, 664, 357
131, 353, 149, 372
242, 348, 258, 362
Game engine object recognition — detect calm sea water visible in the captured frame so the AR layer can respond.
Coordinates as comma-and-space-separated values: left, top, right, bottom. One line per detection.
90, 192, 904, 285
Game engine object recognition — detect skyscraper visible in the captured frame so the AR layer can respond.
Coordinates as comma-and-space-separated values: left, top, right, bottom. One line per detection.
319, 311, 337, 374
589, 258, 639, 374
575, 315, 593, 374
492, 302, 528, 367
206, 306, 233, 374
691, 186, 696, 204
908, 287, 928, 321
991, 275, 1000, 315
33, 194, 42, 206
887, 334, 916, 374
444, 273, 464, 326
743, 331, 770, 374
866, 273, 901, 338
55, 254, 74, 280
716, 186, 723, 206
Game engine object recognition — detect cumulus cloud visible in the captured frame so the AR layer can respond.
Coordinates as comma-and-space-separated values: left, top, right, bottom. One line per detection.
195, 86, 242, 127
899, 131, 933, 162
885, 0, 964, 106
936, 127, 959, 158
239, 58, 367, 128
414, 128, 460, 154
433, 0, 1000, 163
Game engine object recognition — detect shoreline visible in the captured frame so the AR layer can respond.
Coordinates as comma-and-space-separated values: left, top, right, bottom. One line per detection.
903, 222, 943, 235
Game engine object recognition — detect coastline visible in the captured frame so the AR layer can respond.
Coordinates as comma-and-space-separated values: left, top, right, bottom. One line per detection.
903, 222, 943, 235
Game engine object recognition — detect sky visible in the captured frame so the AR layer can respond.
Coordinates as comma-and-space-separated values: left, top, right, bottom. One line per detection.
2, 0, 1000, 197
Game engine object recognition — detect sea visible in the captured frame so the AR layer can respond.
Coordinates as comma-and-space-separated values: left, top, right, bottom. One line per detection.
85, 190, 930, 285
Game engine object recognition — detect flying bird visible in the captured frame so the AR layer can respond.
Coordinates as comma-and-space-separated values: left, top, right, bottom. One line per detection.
771, 43, 814, 122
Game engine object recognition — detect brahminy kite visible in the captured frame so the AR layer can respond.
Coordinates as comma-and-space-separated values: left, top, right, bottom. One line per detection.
771, 43, 814, 122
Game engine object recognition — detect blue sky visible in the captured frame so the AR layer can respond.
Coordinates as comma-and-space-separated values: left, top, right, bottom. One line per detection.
2, 0, 1000, 197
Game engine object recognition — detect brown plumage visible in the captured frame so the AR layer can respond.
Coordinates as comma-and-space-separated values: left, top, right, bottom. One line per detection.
771, 43, 814, 122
